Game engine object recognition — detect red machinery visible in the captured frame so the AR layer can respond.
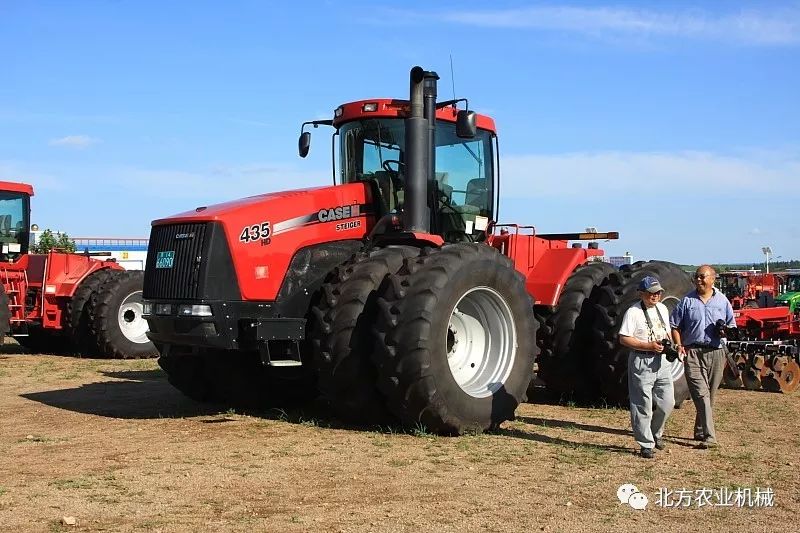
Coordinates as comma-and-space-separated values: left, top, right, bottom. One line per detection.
143, 66, 692, 433
0, 181, 156, 358
733, 306, 800, 341
718, 271, 784, 309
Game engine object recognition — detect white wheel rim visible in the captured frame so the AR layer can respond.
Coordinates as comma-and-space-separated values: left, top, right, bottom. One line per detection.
445, 286, 517, 398
661, 295, 684, 381
118, 290, 149, 344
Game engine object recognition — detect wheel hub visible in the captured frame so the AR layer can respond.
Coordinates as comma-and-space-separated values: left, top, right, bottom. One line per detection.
445, 286, 517, 398
118, 290, 149, 344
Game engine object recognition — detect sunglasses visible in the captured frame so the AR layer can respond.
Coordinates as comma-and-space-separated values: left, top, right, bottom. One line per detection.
694, 273, 712, 280
646, 291, 664, 296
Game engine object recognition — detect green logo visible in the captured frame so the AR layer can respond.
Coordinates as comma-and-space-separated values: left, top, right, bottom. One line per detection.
156, 251, 175, 269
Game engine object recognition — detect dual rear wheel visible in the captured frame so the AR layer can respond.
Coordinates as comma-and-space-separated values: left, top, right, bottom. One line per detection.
311, 243, 537, 434
14, 269, 156, 358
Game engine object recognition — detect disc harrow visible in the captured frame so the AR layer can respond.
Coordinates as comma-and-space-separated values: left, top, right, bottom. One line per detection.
723, 341, 800, 394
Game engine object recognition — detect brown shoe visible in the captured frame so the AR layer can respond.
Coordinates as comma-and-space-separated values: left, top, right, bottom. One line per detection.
655, 438, 667, 450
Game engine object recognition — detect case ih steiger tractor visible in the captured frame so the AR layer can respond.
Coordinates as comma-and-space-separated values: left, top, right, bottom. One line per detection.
143, 66, 692, 434
0, 181, 156, 358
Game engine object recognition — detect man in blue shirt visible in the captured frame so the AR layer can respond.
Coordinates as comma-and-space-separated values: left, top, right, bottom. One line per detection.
670, 265, 736, 449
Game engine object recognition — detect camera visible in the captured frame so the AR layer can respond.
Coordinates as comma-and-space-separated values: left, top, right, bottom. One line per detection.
715, 319, 739, 340
661, 338, 680, 362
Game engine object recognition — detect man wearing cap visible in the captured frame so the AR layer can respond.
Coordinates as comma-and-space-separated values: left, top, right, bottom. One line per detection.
670, 265, 736, 449
618, 275, 675, 459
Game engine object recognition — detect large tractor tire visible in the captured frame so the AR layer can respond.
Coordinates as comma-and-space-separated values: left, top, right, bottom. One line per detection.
535, 261, 617, 400
590, 261, 693, 406
66, 268, 115, 356
92, 270, 158, 359
372, 243, 538, 435
309, 245, 420, 425
158, 350, 214, 403
160, 347, 314, 408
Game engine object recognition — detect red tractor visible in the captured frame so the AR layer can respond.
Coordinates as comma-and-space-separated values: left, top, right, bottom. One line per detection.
143, 67, 692, 434
0, 181, 156, 358
717, 271, 783, 309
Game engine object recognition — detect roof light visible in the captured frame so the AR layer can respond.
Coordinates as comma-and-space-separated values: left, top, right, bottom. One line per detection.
362, 102, 378, 112
334, 106, 344, 117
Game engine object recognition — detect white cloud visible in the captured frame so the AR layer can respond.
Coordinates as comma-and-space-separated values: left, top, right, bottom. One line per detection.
421, 6, 800, 46
49, 135, 100, 149
750, 228, 762, 235
115, 164, 329, 201
499, 149, 800, 199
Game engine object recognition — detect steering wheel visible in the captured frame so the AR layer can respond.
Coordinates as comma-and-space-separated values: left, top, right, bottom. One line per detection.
381, 159, 405, 187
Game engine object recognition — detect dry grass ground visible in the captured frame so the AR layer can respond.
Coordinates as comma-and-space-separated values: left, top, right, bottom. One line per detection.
1, 345, 798, 533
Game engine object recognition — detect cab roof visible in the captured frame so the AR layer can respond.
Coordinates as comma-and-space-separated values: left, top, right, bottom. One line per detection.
332, 99, 497, 133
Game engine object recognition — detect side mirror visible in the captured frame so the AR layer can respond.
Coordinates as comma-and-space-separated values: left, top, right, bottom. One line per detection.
298, 131, 311, 158
456, 110, 477, 139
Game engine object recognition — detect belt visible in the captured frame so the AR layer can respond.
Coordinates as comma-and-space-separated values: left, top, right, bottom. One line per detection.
632, 350, 660, 356
685, 344, 719, 351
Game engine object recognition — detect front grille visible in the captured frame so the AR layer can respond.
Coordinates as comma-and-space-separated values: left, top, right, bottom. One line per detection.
144, 223, 207, 300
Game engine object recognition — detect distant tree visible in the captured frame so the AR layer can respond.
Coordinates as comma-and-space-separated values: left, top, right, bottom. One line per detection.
31, 229, 76, 253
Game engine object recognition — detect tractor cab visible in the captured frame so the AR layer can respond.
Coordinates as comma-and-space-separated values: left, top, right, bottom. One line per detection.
775, 274, 800, 313
0, 181, 33, 261
301, 95, 497, 243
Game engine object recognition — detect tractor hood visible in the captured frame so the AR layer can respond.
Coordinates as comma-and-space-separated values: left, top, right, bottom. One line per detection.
775, 292, 800, 306
148, 182, 378, 301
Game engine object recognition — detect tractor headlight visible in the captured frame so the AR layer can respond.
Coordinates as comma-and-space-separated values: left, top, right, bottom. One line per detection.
155, 303, 173, 315
177, 304, 213, 317
142, 302, 152, 316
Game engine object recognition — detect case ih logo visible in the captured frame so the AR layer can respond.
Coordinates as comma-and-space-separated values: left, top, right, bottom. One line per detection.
175, 233, 195, 240
317, 204, 360, 223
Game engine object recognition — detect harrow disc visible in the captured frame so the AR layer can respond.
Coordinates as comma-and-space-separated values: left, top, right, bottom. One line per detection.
742, 368, 762, 391
775, 360, 800, 394
761, 372, 781, 393
722, 360, 742, 389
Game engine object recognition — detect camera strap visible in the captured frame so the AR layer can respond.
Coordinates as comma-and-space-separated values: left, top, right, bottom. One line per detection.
639, 301, 669, 341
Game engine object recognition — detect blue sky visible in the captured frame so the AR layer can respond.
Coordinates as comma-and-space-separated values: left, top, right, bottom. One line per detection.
1, 0, 798, 264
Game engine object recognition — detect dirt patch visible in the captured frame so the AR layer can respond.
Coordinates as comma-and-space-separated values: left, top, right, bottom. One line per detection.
1, 349, 798, 532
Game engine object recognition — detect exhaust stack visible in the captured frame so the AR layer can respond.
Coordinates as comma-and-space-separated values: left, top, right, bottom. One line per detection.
403, 66, 439, 234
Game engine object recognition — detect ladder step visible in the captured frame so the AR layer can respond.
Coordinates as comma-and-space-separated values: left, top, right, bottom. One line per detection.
268, 360, 303, 367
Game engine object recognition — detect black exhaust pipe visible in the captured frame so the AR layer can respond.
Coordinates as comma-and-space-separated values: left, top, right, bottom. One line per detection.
404, 66, 439, 234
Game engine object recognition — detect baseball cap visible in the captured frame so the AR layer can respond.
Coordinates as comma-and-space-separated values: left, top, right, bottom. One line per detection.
639, 276, 664, 293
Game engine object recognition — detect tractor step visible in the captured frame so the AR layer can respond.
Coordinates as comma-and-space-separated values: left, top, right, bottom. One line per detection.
266, 360, 303, 367
257, 340, 303, 367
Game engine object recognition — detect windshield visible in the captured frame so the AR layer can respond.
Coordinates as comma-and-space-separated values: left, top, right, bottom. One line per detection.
718, 275, 745, 297
0, 191, 30, 259
338, 118, 495, 241
786, 275, 800, 293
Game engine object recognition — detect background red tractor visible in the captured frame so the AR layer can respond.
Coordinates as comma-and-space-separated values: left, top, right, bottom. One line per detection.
717, 271, 783, 309
0, 181, 156, 358
143, 67, 692, 434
